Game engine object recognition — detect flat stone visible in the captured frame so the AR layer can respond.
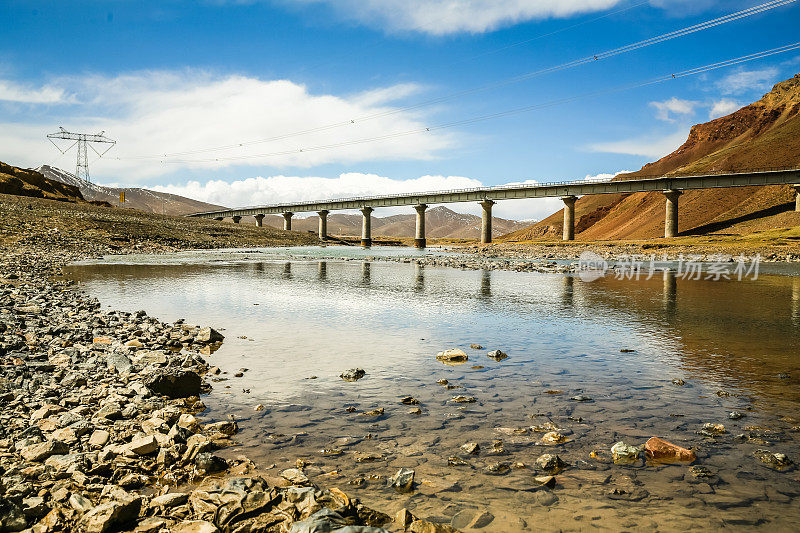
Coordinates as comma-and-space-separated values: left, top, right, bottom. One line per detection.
644, 437, 696, 463
150, 492, 188, 508
171, 520, 219, 533
21, 439, 69, 462
127, 435, 159, 456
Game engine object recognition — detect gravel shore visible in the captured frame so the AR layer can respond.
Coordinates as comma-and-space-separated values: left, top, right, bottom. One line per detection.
0, 196, 421, 533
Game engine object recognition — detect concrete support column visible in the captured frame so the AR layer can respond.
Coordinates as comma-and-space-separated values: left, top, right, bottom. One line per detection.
232, 216, 241, 224
793, 184, 800, 212
361, 207, 373, 247
414, 204, 427, 248
561, 196, 577, 241
663, 189, 682, 238
317, 210, 329, 240
282, 212, 293, 231
254, 214, 264, 227
479, 200, 495, 244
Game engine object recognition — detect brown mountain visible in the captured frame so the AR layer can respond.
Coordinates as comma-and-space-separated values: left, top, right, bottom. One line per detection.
501, 73, 800, 242
254, 206, 529, 239
38, 165, 226, 216
0, 162, 84, 202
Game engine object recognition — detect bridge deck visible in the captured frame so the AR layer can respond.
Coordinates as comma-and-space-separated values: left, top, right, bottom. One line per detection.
187, 169, 800, 218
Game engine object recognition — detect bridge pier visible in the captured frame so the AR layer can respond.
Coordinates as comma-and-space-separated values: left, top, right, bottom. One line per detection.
561, 196, 577, 241
282, 212, 293, 231
361, 207, 373, 247
480, 200, 495, 244
318, 210, 329, 240
254, 214, 264, 227
794, 184, 800, 211
414, 204, 427, 248
232, 216, 241, 224
663, 189, 682, 238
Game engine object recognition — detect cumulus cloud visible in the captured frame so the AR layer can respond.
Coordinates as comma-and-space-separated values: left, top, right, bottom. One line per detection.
649, 97, 697, 122
716, 66, 780, 95
0, 70, 454, 182
708, 98, 741, 119
0, 79, 68, 104
292, 0, 624, 35
587, 129, 687, 159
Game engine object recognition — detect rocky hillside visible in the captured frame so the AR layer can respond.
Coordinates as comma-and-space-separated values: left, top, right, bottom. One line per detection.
0, 162, 84, 202
254, 206, 530, 239
502, 73, 800, 241
38, 165, 225, 216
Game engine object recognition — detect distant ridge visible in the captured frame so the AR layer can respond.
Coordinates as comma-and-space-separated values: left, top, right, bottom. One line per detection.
501, 73, 800, 241
37, 165, 226, 216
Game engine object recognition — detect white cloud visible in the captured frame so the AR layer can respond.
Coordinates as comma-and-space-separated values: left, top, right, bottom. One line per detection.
649, 97, 697, 122
587, 129, 687, 159
708, 98, 740, 119
716, 67, 780, 95
294, 0, 624, 35
0, 70, 455, 182
0, 79, 68, 104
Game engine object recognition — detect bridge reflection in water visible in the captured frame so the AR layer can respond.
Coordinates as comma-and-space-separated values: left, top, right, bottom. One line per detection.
63, 257, 800, 407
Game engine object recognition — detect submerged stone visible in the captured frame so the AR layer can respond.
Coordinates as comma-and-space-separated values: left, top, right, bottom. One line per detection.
610, 441, 642, 465
436, 349, 468, 364
340, 368, 366, 382
644, 437, 696, 463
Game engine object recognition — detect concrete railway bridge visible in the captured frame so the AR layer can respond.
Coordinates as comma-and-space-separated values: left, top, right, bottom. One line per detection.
188, 169, 800, 247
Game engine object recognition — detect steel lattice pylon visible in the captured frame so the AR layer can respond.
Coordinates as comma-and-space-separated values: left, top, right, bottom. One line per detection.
46, 127, 116, 183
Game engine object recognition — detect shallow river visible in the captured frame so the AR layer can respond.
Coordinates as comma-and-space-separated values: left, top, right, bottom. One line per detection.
65, 247, 800, 532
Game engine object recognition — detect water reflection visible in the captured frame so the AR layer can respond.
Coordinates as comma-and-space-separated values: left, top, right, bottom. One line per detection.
561, 274, 574, 308
793, 276, 800, 326
317, 261, 327, 281
361, 262, 371, 285
663, 269, 677, 316
413, 263, 424, 293
479, 269, 491, 298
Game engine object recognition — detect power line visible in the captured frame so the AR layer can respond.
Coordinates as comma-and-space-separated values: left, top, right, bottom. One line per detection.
141, 41, 800, 165
119, 0, 797, 160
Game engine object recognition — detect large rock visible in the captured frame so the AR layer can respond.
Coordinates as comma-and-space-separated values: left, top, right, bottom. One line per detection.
436, 349, 468, 364
145, 369, 202, 398
390, 468, 415, 492
196, 327, 224, 344
107, 352, 133, 373
78, 493, 141, 533
20, 440, 69, 462
0, 498, 27, 532
644, 437, 696, 463
127, 435, 159, 456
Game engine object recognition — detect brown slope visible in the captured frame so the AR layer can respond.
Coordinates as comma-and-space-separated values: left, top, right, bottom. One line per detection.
502, 73, 800, 242
0, 162, 84, 201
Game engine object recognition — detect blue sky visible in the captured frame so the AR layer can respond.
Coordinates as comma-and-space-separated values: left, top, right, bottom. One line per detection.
1, 0, 798, 218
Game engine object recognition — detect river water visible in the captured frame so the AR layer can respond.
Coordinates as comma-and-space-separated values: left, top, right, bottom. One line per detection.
65, 247, 800, 531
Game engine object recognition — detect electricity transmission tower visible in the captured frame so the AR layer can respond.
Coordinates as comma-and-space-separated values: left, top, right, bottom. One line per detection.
46, 127, 116, 183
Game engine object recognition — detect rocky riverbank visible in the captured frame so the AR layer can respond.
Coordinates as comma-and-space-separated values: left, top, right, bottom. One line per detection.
0, 245, 425, 532
0, 195, 461, 533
